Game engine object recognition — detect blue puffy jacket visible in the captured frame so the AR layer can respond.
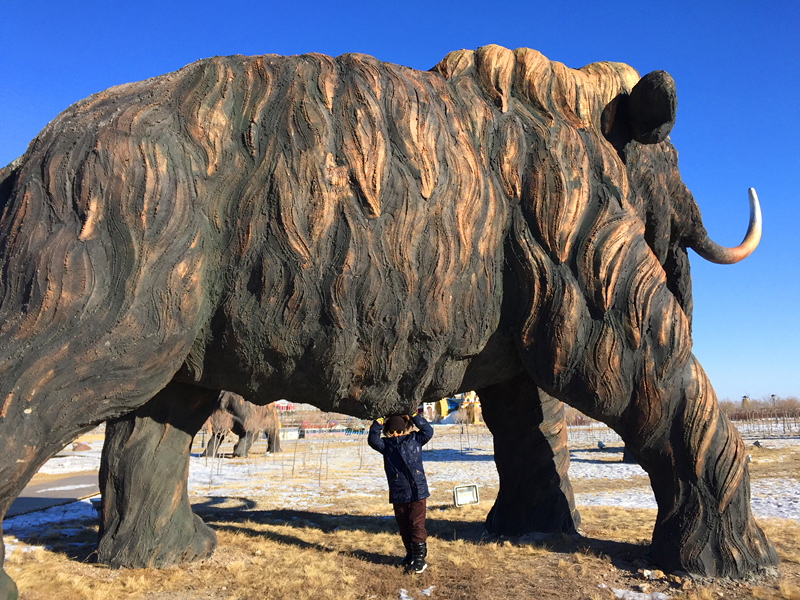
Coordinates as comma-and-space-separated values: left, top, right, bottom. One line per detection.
368, 414, 433, 504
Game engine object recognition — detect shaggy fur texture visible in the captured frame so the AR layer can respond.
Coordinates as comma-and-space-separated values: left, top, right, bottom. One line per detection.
0, 45, 777, 582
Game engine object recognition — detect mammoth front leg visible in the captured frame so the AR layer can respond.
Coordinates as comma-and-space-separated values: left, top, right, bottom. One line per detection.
98, 381, 220, 568
533, 325, 778, 577
479, 374, 580, 536
641, 357, 779, 577
517, 264, 778, 576
232, 426, 255, 457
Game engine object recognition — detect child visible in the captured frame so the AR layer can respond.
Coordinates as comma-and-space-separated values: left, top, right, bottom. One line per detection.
368, 410, 433, 573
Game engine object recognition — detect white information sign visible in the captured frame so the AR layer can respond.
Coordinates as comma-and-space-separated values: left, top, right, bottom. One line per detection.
453, 484, 479, 507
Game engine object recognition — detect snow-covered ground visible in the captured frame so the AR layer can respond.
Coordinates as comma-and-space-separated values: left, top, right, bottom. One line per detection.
35, 450, 104, 475
5, 428, 799, 560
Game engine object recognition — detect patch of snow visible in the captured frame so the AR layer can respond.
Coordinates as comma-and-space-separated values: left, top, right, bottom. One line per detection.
5, 433, 798, 564
575, 490, 657, 510
749, 478, 800, 522
568, 450, 649, 480
4, 499, 95, 539
3, 499, 96, 561
37, 451, 102, 474
35, 483, 96, 494
612, 589, 670, 600
3, 542, 37, 557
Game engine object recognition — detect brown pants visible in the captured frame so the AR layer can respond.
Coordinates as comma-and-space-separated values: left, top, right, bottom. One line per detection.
393, 498, 427, 544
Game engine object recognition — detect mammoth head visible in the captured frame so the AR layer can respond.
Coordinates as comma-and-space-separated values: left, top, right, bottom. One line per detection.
598, 69, 761, 324
602, 69, 760, 263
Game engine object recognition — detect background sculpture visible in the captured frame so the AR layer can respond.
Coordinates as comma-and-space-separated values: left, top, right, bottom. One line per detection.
0, 44, 777, 597
202, 391, 282, 458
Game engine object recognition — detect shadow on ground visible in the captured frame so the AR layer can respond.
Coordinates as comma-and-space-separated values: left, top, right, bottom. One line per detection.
8, 495, 650, 574
191, 498, 650, 572
420, 448, 494, 462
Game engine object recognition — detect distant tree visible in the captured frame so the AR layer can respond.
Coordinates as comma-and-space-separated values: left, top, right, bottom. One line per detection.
718, 400, 737, 416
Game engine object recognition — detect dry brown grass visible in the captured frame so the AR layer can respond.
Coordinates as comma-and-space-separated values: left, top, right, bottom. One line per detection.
7, 429, 799, 599
571, 475, 653, 495
746, 445, 800, 480
6, 495, 799, 600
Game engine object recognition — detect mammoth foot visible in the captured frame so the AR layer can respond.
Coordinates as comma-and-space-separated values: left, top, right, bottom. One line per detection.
98, 509, 217, 569
232, 433, 255, 457
0, 542, 18, 600
486, 483, 579, 536
0, 525, 17, 600
0, 571, 17, 600
649, 480, 778, 580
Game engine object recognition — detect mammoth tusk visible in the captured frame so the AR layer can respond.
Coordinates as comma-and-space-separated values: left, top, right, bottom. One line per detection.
691, 188, 762, 264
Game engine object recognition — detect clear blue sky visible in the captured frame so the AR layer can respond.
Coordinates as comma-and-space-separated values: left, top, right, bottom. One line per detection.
1, 1, 798, 402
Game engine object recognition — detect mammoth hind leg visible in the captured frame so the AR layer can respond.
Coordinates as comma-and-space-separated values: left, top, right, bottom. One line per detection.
479, 374, 580, 536
266, 429, 281, 453
203, 432, 226, 458
98, 381, 220, 568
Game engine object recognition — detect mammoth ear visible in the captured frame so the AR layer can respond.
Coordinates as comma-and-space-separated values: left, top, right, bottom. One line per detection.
627, 70, 677, 144
601, 70, 677, 151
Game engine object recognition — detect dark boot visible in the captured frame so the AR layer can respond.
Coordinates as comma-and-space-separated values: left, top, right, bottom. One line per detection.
410, 541, 427, 573
401, 540, 412, 567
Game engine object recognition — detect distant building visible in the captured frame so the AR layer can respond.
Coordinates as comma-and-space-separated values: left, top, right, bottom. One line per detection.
423, 391, 482, 424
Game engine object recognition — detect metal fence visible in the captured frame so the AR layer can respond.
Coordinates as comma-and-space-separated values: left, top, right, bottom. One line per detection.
195, 410, 799, 484
726, 409, 800, 437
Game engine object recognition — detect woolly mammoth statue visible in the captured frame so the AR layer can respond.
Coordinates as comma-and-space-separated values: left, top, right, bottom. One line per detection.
201, 391, 282, 457
0, 44, 777, 595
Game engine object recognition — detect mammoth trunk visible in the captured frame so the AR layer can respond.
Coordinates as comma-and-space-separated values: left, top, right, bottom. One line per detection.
509, 176, 777, 576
